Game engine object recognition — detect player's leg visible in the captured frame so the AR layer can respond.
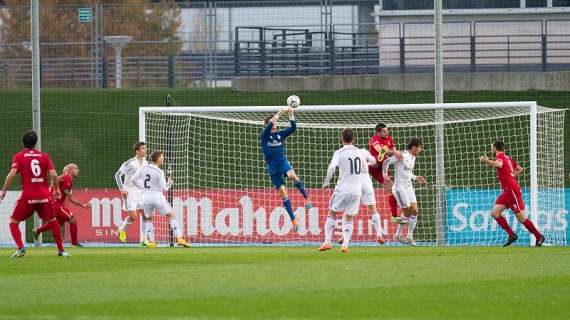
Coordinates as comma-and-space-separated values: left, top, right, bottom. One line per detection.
490, 196, 518, 246
68, 216, 81, 247
37, 203, 68, 256
118, 191, 141, 242
319, 210, 337, 251
286, 168, 312, 209
392, 189, 410, 244
406, 203, 419, 246
141, 200, 156, 247
510, 191, 544, 246
278, 185, 299, 231
160, 196, 190, 247
383, 179, 401, 222
9, 198, 33, 256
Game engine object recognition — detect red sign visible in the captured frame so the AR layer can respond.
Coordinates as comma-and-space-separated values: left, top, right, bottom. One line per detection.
67, 188, 401, 244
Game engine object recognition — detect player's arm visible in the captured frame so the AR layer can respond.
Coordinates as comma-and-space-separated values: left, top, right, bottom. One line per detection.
381, 156, 396, 179
480, 155, 503, 168
386, 148, 403, 160
0, 168, 18, 202
160, 171, 173, 191
67, 191, 90, 209
115, 162, 129, 197
49, 169, 60, 200
322, 152, 339, 188
513, 163, 523, 177
279, 108, 297, 138
363, 149, 377, 167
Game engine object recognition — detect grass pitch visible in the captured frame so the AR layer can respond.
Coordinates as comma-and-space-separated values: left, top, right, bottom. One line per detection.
0, 246, 569, 320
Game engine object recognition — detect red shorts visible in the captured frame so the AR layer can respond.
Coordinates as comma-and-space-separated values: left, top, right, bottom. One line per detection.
11, 197, 54, 222
369, 166, 390, 184
53, 203, 74, 224
495, 189, 525, 214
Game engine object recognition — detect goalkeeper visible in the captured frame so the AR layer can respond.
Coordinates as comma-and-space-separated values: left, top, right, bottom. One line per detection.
261, 107, 312, 231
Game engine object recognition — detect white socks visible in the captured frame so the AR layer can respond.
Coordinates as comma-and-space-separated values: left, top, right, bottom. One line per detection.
407, 216, 417, 239
341, 217, 354, 247
119, 217, 133, 231
170, 219, 182, 238
395, 224, 404, 237
146, 221, 155, 242
324, 216, 335, 244
140, 220, 147, 242
371, 212, 382, 238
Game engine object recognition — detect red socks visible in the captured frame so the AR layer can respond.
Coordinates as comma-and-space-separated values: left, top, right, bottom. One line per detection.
9, 223, 24, 250
388, 195, 398, 218
36, 222, 51, 234
49, 220, 65, 252
522, 218, 542, 240
70, 223, 78, 245
494, 216, 515, 237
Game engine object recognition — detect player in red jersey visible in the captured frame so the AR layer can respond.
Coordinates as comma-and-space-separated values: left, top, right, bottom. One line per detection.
0, 131, 69, 258
368, 123, 405, 224
34, 163, 90, 247
480, 140, 545, 247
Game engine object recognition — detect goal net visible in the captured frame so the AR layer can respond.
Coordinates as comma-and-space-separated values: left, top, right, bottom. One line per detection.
139, 102, 566, 246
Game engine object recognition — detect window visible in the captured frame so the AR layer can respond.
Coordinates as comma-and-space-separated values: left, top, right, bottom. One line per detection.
526, 0, 547, 7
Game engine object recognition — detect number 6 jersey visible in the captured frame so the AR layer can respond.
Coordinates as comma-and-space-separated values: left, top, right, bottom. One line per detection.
11, 148, 55, 201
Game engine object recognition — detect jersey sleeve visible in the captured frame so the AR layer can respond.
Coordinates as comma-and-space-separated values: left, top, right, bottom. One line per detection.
261, 122, 273, 139
362, 149, 377, 166
11, 154, 20, 172
278, 120, 297, 139
115, 161, 129, 190
382, 156, 396, 177
159, 170, 171, 191
323, 151, 340, 187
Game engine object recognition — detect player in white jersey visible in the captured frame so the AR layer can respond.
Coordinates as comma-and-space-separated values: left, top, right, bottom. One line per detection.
115, 142, 148, 244
132, 151, 191, 248
337, 148, 385, 245
382, 138, 425, 246
320, 129, 377, 253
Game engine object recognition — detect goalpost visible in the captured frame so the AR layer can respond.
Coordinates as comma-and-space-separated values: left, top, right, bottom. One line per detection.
139, 102, 566, 246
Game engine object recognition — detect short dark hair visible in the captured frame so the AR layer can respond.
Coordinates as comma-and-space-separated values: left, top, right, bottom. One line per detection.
493, 140, 505, 151
264, 116, 272, 126
134, 142, 146, 153
341, 128, 354, 143
151, 150, 164, 163
375, 123, 387, 133
407, 137, 423, 150
23, 130, 38, 148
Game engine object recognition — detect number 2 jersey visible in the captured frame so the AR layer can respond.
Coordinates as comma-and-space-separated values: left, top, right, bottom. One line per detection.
131, 164, 173, 194
323, 145, 377, 195
11, 148, 55, 201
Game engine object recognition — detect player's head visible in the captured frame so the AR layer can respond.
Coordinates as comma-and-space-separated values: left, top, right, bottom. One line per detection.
493, 140, 505, 153
134, 142, 147, 157
63, 163, 79, 177
151, 150, 164, 166
407, 137, 423, 155
341, 128, 355, 144
264, 116, 277, 132
22, 130, 38, 148
375, 123, 388, 138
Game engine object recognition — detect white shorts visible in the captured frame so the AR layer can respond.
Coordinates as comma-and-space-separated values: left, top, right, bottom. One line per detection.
143, 192, 172, 217
329, 193, 361, 216
122, 189, 143, 212
393, 186, 416, 209
361, 174, 376, 206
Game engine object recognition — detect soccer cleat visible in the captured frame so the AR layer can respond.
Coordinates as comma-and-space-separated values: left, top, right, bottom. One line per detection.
340, 245, 349, 253
176, 237, 192, 248
10, 248, 25, 258
58, 251, 71, 258
140, 239, 150, 247
407, 238, 417, 246
319, 243, 332, 252
292, 218, 300, 232
377, 237, 386, 245
535, 235, 545, 247
391, 216, 407, 225
32, 228, 39, 241
118, 228, 127, 243
337, 237, 344, 245
305, 202, 313, 210
503, 234, 519, 247
394, 235, 407, 245
148, 241, 157, 249
71, 243, 83, 248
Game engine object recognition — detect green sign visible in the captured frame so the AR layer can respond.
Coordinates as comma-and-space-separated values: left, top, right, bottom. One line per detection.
78, 8, 92, 23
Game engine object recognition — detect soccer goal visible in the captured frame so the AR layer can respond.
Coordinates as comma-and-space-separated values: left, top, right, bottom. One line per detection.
139, 102, 565, 246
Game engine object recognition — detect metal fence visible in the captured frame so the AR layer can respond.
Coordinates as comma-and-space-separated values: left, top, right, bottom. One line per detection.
1, 2, 569, 88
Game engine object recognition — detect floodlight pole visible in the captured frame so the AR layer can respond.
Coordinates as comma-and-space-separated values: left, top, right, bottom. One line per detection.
31, 0, 42, 247
434, 0, 445, 245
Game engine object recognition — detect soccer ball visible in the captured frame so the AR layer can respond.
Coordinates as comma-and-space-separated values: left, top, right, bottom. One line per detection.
287, 95, 301, 108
